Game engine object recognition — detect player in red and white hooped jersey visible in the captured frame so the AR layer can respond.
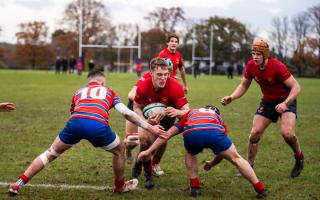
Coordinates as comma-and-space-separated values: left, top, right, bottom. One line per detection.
8, 71, 163, 196
221, 40, 304, 178
158, 33, 188, 94
138, 106, 268, 198
132, 57, 189, 189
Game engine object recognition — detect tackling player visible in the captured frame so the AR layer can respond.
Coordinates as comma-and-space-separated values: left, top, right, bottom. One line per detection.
138, 106, 268, 198
158, 33, 188, 94
133, 57, 189, 189
8, 70, 163, 196
221, 40, 304, 178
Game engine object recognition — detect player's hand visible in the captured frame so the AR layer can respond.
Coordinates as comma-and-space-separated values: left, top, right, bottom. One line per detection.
203, 160, 214, 171
275, 102, 288, 113
137, 150, 151, 162
148, 125, 164, 136
147, 115, 161, 125
0, 102, 15, 112
165, 107, 180, 118
183, 86, 189, 94
221, 96, 232, 106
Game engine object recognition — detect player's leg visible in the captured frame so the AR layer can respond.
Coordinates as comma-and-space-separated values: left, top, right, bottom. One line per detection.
101, 134, 138, 193
248, 115, 272, 166
280, 112, 304, 177
151, 143, 166, 176
185, 151, 201, 197
9, 137, 72, 195
151, 118, 175, 176
131, 128, 156, 189
124, 120, 139, 164
220, 144, 267, 198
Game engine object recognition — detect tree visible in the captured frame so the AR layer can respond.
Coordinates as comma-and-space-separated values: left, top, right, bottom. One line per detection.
15, 21, 54, 69
145, 7, 185, 34
291, 12, 310, 76
184, 16, 254, 66
60, 0, 113, 67
51, 29, 78, 58
270, 16, 290, 62
308, 4, 320, 59
141, 28, 166, 61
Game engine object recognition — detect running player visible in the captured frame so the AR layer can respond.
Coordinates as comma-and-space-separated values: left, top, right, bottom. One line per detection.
8, 70, 163, 196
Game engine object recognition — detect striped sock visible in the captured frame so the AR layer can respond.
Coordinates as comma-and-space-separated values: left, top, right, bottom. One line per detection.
15, 174, 29, 189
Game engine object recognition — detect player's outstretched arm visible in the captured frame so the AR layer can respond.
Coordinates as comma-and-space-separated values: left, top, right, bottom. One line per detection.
221, 78, 251, 106
115, 103, 163, 135
0, 102, 15, 112
138, 126, 180, 161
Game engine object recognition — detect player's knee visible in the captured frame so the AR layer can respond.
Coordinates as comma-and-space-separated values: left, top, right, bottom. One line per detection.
39, 146, 60, 165
249, 134, 260, 144
281, 131, 295, 141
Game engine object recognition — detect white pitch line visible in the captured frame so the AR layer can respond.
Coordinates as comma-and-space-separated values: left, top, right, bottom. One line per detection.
0, 181, 111, 191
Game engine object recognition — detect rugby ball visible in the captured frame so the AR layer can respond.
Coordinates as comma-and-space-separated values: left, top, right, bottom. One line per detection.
163, 58, 173, 71
142, 103, 167, 118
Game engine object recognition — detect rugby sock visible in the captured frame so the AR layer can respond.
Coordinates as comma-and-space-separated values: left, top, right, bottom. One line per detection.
114, 177, 125, 192
151, 156, 161, 165
143, 160, 152, 173
189, 178, 201, 188
15, 174, 29, 189
253, 181, 265, 192
294, 151, 304, 160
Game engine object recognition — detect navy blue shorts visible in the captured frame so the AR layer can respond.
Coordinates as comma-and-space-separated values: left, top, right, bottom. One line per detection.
59, 118, 119, 149
256, 99, 297, 123
127, 99, 134, 111
183, 129, 232, 155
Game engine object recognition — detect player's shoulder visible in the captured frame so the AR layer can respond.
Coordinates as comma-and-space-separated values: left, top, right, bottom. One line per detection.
158, 48, 167, 56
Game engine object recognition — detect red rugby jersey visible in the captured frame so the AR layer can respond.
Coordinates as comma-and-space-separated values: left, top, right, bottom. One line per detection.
174, 108, 228, 135
244, 58, 292, 101
70, 81, 121, 124
135, 71, 151, 86
134, 77, 188, 108
158, 48, 184, 78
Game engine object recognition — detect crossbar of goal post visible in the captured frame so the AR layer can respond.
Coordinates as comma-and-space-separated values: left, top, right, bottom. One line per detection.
78, 0, 141, 73
191, 25, 214, 75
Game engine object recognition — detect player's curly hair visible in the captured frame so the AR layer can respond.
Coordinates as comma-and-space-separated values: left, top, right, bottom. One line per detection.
205, 105, 220, 115
166, 33, 179, 43
149, 57, 169, 71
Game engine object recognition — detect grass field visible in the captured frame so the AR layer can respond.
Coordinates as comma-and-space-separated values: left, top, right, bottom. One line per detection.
0, 70, 319, 200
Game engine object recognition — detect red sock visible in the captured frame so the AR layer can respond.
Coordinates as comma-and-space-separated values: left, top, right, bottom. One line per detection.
189, 178, 201, 188
19, 174, 29, 184
253, 181, 265, 192
295, 151, 304, 160
114, 177, 125, 191
151, 157, 161, 165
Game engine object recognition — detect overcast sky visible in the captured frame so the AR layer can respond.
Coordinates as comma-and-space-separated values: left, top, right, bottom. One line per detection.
0, 0, 318, 43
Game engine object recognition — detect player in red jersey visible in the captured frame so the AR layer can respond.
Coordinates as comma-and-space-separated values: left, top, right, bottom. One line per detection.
138, 106, 268, 198
0, 102, 15, 112
8, 71, 163, 196
158, 33, 188, 94
124, 59, 173, 165
124, 71, 152, 163
132, 57, 189, 189
221, 40, 304, 178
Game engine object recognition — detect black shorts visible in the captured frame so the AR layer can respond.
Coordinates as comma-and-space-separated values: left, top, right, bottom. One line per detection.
160, 116, 176, 131
127, 99, 134, 111
255, 99, 297, 123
